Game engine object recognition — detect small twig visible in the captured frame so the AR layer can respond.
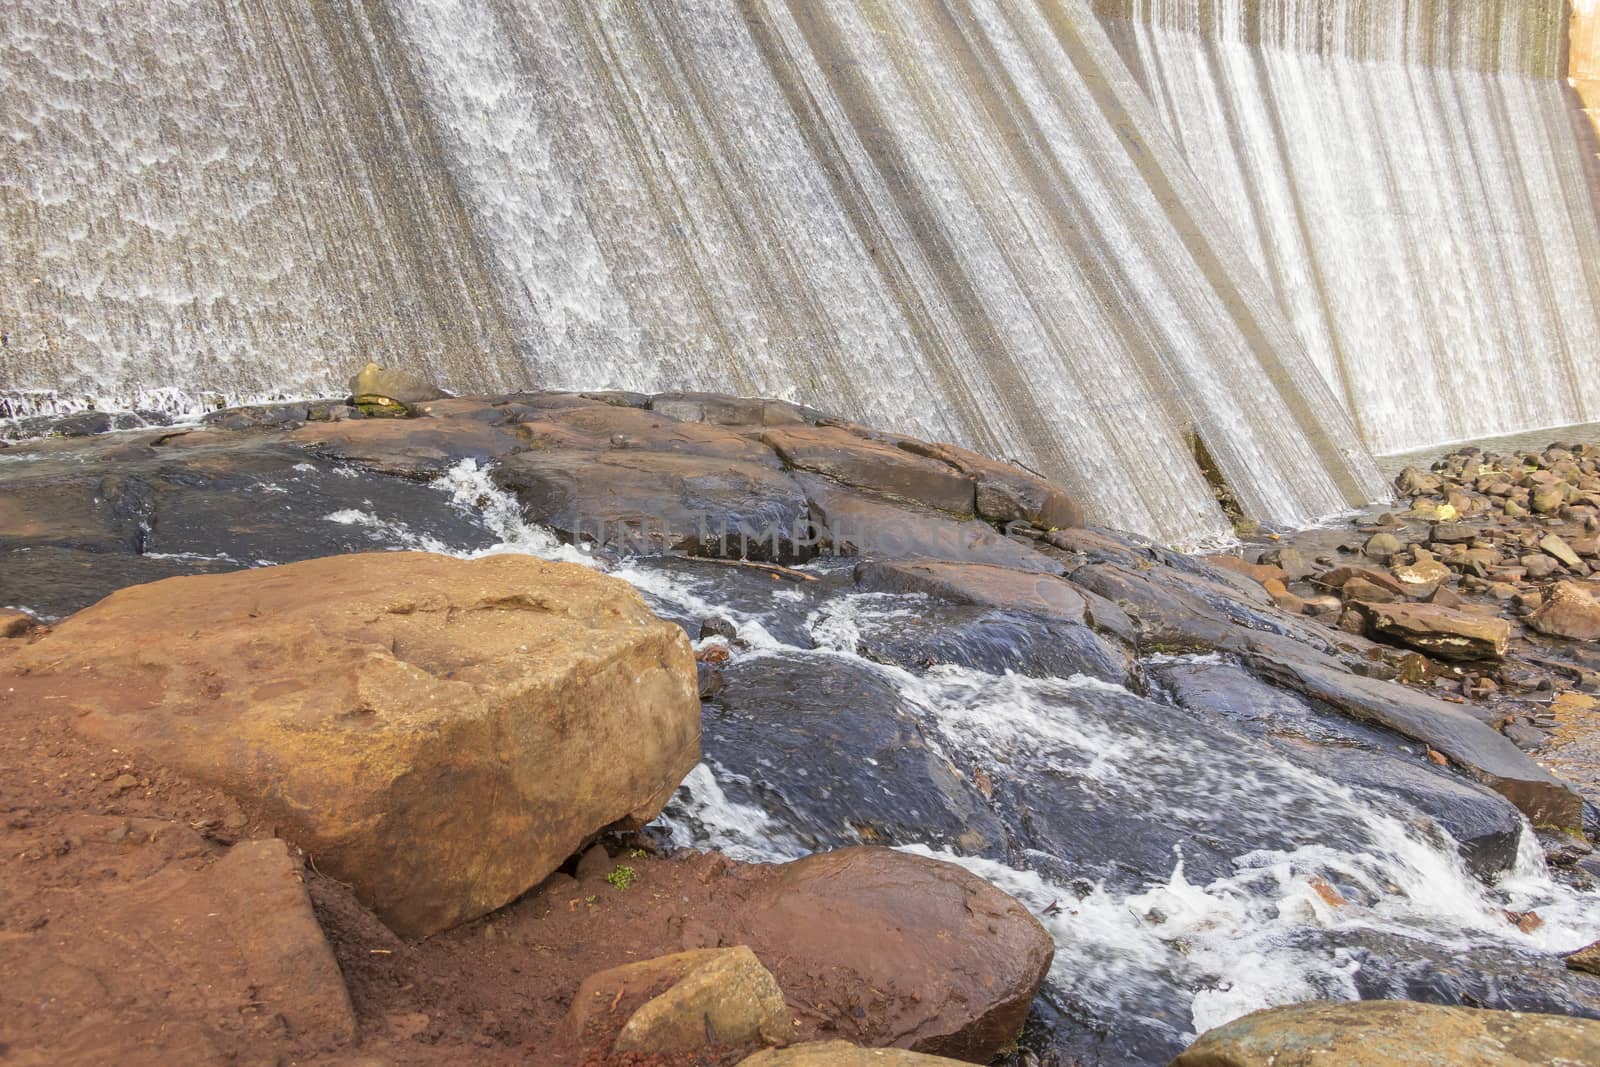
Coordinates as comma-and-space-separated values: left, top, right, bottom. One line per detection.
686, 556, 818, 582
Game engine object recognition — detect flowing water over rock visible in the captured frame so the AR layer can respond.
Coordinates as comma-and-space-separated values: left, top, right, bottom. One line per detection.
351, 461, 1600, 1065
4, 414, 1599, 1064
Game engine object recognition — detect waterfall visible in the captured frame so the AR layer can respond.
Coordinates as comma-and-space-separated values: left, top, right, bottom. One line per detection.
7, 2, 1599, 542
1098, 0, 1600, 455
0, 0, 522, 399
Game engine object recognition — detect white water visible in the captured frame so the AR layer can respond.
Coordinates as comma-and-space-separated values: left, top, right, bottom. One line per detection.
389, 464, 1600, 1050
1104, 0, 1600, 455
2, 0, 1405, 544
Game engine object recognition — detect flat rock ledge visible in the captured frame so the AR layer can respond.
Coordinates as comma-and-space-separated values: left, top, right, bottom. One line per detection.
7, 551, 701, 937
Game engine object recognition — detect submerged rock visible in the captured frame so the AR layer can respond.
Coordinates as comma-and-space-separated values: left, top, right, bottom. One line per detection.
7, 552, 701, 937
1244, 653, 1582, 827
702, 656, 1004, 855
1173, 999, 1600, 1067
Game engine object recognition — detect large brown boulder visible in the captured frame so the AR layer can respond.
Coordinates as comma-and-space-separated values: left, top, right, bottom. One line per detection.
1171, 999, 1600, 1066
9, 552, 700, 937
725, 847, 1054, 1063
1528, 581, 1600, 641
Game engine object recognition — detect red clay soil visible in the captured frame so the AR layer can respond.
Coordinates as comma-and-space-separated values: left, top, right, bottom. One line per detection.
0, 638, 982, 1067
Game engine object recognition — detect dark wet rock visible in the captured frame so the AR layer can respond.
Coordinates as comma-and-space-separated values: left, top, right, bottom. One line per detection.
496, 450, 810, 560
1330, 928, 1600, 1016
764, 424, 977, 515
1352, 600, 1511, 661
1064, 562, 1352, 663
848, 561, 1135, 681
798, 475, 1056, 571
202, 402, 317, 431
700, 616, 741, 641
702, 656, 1004, 856
290, 411, 521, 477
1243, 652, 1583, 827
850, 602, 1132, 685
0, 546, 240, 619
696, 662, 725, 699
854, 561, 1086, 622
1153, 660, 1524, 879
0, 433, 494, 616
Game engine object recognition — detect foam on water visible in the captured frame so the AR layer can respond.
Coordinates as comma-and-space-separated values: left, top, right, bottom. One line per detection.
327, 454, 1600, 1053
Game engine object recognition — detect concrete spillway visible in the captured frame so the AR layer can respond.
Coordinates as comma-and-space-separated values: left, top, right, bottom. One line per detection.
6, 1, 1597, 542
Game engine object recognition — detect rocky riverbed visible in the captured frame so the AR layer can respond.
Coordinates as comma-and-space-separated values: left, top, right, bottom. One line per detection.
2, 384, 1599, 1066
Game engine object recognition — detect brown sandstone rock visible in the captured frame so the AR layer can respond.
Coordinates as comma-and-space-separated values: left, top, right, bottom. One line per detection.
564, 946, 794, 1056
1203, 555, 1286, 585
9, 552, 700, 937
1528, 581, 1600, 641
1540, 533, 1584, 570
514, 402, 779, 466
893, 439, 1082, 530
290, 411, 521, 477
1564, 940, 1600, 976
1171, 999, 1600, 1067
1317, 565, 1407, 596
764, 425, 977, 515
1392, 553, 1450, 592
1354, 601, 1510, 661
725, 847, 1053, 1062
741, 1042, 969, 1065
1341, 576, 1399, 604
